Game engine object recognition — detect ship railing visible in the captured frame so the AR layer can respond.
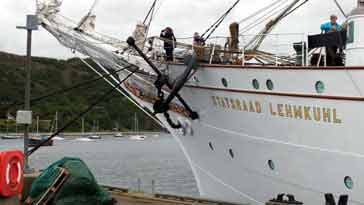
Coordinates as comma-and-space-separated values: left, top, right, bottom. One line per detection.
147, 32, 312, 67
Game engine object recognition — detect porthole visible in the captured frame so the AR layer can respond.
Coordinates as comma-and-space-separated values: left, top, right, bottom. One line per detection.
315, 81, 325, 94
193, 76, 200, 83
344, 176, 354, 190
221, 78, 228, 88
229, 149, 234, 158
266, 79, 274, 90
268, 160, 275, 170
209, 142, 214, 151
252, 79, 260, 90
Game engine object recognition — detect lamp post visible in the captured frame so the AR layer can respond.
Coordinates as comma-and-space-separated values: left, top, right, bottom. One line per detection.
16, 15, 38, 173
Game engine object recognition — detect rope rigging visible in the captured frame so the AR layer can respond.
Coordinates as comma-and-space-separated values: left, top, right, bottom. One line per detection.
5, 64, 132, 111
200, 0, 241, 41
27, 70, 137, 156
143, 0, 158, 43
244, 0, 302, 51
78, 57, 165, 128
332, 0, 348, 18
143, 0, 158, 25
240, 2, 288, 34
237, 0, 285, 25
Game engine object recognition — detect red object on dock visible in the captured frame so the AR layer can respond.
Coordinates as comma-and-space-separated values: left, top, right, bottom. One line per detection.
0, 150, 24, 197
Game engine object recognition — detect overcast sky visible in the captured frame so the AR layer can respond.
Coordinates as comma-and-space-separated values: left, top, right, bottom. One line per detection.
0, 0, 357, 59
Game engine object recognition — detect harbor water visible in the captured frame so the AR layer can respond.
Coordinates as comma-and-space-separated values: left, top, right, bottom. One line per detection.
0, 134, 199, 197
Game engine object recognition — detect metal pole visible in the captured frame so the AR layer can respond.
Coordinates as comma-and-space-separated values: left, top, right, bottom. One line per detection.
82, 117, 85, 136
24, 29, 32, 173
17, 14, 38, 173
36, 115, 39, 135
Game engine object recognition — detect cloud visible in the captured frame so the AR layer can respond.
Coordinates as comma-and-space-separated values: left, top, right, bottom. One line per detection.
0, 0, 357, 59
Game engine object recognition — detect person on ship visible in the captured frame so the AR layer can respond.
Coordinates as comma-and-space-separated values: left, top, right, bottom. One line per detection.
320, 14, 342, 33
320, 15, 343, 66
193, 32, 205, 46
160, 27, 176, 62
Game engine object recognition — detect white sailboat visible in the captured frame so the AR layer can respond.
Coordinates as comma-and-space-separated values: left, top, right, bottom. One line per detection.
45, 112, 64, 141
88, 120, 101, 140
76, 117, 96, 142
1, 120, 20, 139
129, 113, 146, 141
36, 0, 364, 204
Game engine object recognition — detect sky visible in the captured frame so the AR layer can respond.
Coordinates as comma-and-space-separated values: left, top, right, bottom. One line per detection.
0, 0, 358, 59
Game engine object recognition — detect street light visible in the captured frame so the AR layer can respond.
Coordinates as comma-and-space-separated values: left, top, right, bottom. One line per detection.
16, 15, 39, 174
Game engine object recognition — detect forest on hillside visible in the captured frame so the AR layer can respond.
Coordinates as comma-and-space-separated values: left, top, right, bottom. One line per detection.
0, 52, 160, 133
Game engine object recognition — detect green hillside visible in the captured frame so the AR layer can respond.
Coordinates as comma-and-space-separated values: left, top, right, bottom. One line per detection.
0, 51, 160, 133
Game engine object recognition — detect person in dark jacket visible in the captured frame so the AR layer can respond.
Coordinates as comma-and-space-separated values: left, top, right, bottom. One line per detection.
160, 27, 176, 61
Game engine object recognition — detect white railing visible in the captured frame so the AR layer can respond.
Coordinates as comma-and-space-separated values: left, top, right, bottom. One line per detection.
147, 32, 309, 67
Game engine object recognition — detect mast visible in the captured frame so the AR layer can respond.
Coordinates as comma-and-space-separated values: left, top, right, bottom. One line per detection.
6, 120, 8, 135
55, 111, 58, 132
36, 115, 39, 136
82, 117, 85, 136
134, 113, 137, 134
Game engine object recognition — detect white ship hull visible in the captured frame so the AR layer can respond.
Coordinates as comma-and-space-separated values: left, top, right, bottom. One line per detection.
36, 5, 364, 203
119, 63, 364, 205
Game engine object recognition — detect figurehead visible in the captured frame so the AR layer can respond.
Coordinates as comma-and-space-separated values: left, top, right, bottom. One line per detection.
345, 0, 364, 66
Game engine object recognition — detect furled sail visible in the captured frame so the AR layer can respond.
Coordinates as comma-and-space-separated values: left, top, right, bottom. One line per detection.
36, 0, 62, 17
132, 23, 147, 50
77, 14, 97, 33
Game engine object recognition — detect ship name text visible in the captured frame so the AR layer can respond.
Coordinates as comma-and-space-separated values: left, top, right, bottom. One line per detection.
211, 96, 342, 124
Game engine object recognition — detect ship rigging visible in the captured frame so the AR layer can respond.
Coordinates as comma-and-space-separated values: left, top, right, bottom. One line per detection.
34, 0, 364, 204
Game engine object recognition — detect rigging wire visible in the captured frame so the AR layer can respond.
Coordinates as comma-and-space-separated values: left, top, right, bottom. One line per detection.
28, 70, 136, 156
144, 0, 158, 41
332, 0, 348, 18
201, 0, 241, 41
237, 0, 285, 25
89, 0, 99, 15
281, 0, 309, 19
240, 2, 288, 34
5, 65, 131, 111
78, 57, 165, 128
143, 0, 158, 25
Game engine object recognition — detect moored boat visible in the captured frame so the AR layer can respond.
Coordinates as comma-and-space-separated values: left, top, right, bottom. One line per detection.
1, 135, 21, 140
129, 135, 146, 141
113, 132, 124, 138
28, 136, 54, 147
88, 135, 101, 140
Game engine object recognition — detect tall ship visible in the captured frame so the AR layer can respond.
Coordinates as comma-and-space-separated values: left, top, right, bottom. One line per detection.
35, 0, 364, 204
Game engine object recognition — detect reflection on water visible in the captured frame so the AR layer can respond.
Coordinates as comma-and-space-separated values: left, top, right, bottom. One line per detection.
0, 134, 199, 197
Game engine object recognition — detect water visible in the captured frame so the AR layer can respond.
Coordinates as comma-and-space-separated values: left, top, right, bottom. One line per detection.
0, 134, 199, 197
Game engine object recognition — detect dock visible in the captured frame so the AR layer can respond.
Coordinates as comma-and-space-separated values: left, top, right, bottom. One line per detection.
104, 185, 244, 205
15, 174, 245, 205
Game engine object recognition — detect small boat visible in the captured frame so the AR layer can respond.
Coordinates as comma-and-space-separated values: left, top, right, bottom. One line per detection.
53, 136, 65, 141
129, 113, 147, 141
88, 135, 101, 140
28, 136, 54, 147
75, 138, 96, 142
114, 133, 124, 138
129, 135, 146, 141
1, 135, 21, 140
